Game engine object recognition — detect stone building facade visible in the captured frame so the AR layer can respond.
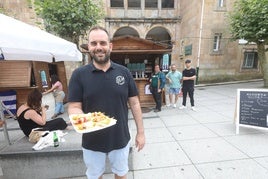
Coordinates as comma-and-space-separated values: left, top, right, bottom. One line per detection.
102, 0, 262, 83
1, 0, 263, 84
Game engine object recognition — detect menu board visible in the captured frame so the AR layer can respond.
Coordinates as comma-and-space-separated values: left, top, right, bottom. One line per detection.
236, 89, 268, 134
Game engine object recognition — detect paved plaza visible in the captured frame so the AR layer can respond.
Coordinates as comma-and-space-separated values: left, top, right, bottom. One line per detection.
1, 80, 268, 179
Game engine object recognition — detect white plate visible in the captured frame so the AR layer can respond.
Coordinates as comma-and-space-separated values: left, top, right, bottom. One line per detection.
69, 113, 117, 134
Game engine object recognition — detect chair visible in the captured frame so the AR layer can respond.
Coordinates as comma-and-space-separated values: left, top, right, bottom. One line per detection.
0, 100, 15, 145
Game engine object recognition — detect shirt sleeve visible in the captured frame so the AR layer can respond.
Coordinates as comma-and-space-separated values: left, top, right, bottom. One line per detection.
159, 72, 166, 89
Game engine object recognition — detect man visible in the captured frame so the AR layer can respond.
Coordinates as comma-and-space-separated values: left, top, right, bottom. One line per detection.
179, 59, 196, 111
164, 65, 171, 107
150, 64, 166, 112
166, 64, 182, 108
68, 26, 145, 179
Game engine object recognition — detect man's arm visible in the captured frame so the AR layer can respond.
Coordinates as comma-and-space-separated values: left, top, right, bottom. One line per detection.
68, 102, 84, 115
159, 73, 166, 89
183, 75, 196, 81
182, 69, 196, 81
128, 96, 145, 151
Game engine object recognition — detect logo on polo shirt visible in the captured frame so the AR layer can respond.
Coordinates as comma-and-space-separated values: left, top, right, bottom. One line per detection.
116, 76, 125, 85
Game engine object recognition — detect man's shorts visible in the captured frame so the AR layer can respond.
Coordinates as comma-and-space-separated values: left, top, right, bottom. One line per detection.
169, 88, 180, 95
82, 142, 130, 179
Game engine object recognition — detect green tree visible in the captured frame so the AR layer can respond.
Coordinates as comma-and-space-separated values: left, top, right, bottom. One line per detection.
228, 0, 268, 87
34, 0, 103, 46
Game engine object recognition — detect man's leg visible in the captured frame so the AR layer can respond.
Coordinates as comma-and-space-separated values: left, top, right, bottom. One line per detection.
82, 148, 106, 179
189, 88, 195, 107
169, 93, 173, 105
174, 94, 179, 104
59, 102, 64, 114
156, 91, 162, 110
108, 142, 130, 179
174, 88, 180, 106
182, 88, 187, 106
152, 88, 158, 109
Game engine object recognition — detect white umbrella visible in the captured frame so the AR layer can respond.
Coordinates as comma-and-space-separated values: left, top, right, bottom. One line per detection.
0, 13, 82, 62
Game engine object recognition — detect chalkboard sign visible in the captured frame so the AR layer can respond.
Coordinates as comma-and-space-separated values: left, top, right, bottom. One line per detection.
236, 89, 268, 134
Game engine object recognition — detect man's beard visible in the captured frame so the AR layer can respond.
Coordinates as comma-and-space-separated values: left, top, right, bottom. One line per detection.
90, 50, 110, 65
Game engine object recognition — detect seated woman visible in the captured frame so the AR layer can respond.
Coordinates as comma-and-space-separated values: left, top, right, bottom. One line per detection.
17, 89, 68, 137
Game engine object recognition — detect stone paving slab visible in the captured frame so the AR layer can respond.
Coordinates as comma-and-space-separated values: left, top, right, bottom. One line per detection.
195, 159, 268, 179
132, 142, 192, 170
133, 165, 203, 179
224, 133, 268, 158
179, 137, 248, 164
2, 80, 268, 179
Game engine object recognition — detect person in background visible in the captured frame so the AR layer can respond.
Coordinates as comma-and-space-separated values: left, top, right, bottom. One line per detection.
68, 26, 145, 179
166, 64, 182, 108
164, 65, 171, 107
179, 59, 196, 111
16, 89, 68, 137
150, 64, 166, 112
43, 74, 65, 118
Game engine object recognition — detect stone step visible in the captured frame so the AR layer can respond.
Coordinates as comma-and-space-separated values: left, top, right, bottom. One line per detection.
0, 130, 133, 179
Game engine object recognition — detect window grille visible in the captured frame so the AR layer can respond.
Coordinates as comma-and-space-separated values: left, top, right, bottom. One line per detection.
213, 33, 222, 51
243, 51, 258, 69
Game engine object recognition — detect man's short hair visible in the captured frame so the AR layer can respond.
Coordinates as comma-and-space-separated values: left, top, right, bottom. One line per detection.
185, 59, 191, 63
88, 26, 111, 42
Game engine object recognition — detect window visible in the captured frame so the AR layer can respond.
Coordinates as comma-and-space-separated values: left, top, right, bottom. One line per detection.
162, 0, 174, 8
111, 0, 124, 7
145, 0, 157, 8
218, 0, 224, 7
128, 0, 141, 7
213, 33, 222, 52
215, 0, 226, 11
242, 52, 258, 69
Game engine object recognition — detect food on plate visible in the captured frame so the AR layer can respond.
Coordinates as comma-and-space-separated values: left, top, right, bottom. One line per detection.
70, 112, 116, 133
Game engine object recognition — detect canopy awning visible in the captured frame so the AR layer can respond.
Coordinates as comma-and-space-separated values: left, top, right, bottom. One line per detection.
0, 13, 82, 62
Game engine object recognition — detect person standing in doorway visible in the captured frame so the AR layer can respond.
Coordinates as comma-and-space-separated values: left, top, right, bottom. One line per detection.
68, 26, 145, 179
43, 74, 65, 118
166, 64, 182, 108
164, 65, 171, 107
179, 59, 196, 111
150, 64, 166, 112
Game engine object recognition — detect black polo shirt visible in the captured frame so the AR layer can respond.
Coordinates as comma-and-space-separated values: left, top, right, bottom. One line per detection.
68, 62, 138, 152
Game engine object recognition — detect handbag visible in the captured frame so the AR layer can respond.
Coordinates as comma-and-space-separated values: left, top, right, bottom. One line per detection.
29, 128, 48, 143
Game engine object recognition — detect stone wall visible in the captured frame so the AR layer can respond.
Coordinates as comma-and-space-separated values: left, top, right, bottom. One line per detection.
0, 0, 42, 27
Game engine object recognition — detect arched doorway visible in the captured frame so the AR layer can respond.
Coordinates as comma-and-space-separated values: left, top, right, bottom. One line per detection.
113, 26, 139, 38
146, 26, 172, 48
